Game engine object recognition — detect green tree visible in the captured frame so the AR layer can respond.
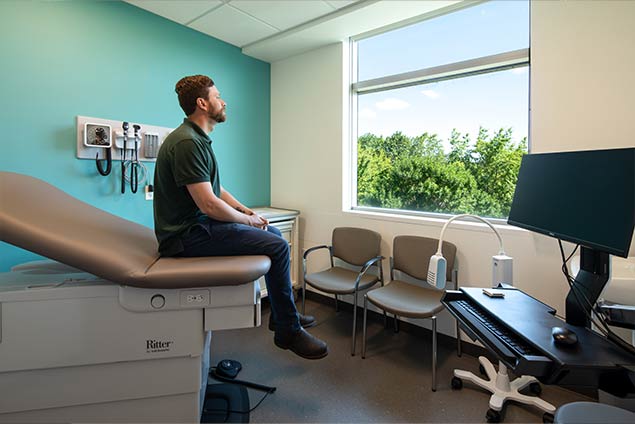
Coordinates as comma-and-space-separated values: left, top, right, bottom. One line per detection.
356, 127, 526, 218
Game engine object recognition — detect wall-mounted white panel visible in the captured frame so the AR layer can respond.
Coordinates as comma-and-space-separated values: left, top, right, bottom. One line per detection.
76, 116, 173, 163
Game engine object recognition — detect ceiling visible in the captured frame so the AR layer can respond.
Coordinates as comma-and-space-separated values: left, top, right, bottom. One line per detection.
125, 0, 463, 62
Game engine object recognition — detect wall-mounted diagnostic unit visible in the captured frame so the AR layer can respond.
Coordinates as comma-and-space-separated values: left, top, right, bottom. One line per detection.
76, 116, 174, 195
76, 115, 172, 162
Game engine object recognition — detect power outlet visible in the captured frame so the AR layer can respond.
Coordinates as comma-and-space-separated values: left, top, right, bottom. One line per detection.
180, 289, 210, 307
145, 185, 153, 201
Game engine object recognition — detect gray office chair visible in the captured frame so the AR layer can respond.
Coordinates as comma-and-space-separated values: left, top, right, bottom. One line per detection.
361, 235, 457, 392
554, 401, 635, 423
302, 227, 384, 356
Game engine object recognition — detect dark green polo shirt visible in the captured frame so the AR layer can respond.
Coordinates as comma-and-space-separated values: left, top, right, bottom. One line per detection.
153, 118, 221, 256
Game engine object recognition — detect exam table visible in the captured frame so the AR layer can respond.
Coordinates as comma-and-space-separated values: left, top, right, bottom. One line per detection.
0, 171, 271, 423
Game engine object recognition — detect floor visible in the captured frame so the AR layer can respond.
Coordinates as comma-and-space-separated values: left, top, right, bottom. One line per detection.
208, 296, 591, 423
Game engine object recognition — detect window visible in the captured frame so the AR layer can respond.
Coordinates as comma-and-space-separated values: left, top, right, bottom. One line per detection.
351, 0, 529, 219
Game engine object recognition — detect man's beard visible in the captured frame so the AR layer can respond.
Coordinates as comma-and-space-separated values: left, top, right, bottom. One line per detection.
209, 108, 226, 123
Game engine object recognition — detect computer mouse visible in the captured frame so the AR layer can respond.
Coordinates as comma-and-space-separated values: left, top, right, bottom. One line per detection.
552, 326, 578, 346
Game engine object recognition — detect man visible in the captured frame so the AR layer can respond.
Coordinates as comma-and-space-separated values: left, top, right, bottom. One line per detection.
153, 75, 328, 360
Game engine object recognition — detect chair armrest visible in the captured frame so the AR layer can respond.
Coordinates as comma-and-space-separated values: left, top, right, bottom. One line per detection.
303, 245, 330, 260
303, 245, 332, 279
355, 255, 384, 289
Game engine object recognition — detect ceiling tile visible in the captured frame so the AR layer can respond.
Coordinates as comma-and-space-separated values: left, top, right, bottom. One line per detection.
229, 0, 333, 31
323, 0, 359, 10
126, 1, 222, 24
189, 4, 278, 47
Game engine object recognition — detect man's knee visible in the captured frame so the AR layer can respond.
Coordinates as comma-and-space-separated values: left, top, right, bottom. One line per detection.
274, 236, 290, 256
267, 225, 282, 238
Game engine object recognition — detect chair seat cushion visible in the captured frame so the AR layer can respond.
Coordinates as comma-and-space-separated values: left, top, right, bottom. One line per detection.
305, 266, 379, 294
366, 280, 444, 317
554, 402, 635, 424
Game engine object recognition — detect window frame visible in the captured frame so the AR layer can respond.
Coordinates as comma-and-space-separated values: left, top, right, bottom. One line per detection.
348, 2, 530, 223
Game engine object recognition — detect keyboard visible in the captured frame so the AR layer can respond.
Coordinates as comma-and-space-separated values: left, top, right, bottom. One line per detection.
444, 292, 553, 377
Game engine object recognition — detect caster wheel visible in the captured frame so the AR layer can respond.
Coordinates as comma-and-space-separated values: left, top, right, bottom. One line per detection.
529, 382, 542, 395
479, 364, 486, 376
451, 376, 463, 390
542, 412, 554, 423
486, 408, 501, 423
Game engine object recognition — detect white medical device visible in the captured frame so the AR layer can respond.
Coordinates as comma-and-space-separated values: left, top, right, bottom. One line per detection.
428, 213, 512, 288
0, 262, 261, 422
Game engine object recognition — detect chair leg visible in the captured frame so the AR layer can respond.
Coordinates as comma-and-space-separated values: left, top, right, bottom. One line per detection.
362, 295, 368, 359
432, 315, 437, 392
394, 314, 399, 333
351, 290, 358, 356
383, 311, 388, 328
301, 278, 306, 315
456, 320, 462, 357
334, 294, 339, 312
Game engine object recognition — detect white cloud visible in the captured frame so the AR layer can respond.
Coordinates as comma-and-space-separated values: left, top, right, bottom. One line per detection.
375, 98, 410, 110
421, 89, 440, 99
512, 67, 528, 75
358, 108, 377, 119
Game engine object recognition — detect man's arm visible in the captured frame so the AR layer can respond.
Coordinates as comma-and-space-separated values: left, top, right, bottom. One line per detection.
187, 182, 266, 228
220, 186, 269, 225
220, 186, 253, 214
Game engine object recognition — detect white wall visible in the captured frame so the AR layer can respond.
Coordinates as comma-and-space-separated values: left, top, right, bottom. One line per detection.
270, 0, 635, 338
531, 0, 635, 153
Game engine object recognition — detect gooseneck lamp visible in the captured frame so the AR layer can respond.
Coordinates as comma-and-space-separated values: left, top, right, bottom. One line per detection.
427, 214, 513, 289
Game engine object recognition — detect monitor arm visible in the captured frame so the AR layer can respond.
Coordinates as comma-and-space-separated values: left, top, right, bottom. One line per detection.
566, 245, 610, 327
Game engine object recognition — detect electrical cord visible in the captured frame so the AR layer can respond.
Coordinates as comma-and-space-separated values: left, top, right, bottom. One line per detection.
121, 160, 148, 188
202, 390, 272, 416
558, 240, 635, 355
558, 241, 612, 334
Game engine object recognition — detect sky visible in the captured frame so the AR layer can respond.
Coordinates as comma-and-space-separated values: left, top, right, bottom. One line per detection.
356, 0, 530, 149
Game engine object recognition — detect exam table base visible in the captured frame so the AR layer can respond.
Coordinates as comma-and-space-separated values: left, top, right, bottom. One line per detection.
0, 349, 210, 423
0, 268, 260, 423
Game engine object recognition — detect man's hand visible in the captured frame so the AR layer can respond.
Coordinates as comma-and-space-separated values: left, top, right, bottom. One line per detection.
246, 213, 268, 229
235, 206, 269, 228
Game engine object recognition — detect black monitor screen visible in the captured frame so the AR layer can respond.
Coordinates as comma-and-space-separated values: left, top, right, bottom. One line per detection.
508, 148, 635, 257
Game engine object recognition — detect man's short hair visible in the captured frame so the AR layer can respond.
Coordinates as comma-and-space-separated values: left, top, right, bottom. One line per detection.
175, 75, 215, 116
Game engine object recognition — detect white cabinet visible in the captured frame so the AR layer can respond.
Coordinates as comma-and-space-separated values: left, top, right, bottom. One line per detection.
251, 207, 300, 297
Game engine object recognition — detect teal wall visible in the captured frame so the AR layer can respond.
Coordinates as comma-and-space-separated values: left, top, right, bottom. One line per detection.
0, 0, 271, 271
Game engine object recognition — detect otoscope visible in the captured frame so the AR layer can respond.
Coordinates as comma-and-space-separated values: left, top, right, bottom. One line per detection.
131, 124, 141, 193
121, 122, 129, 194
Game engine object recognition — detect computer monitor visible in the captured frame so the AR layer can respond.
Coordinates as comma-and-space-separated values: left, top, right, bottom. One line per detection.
508, 147, 635, 327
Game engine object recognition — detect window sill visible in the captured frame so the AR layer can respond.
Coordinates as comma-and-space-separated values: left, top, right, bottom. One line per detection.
343, 207, 528, 236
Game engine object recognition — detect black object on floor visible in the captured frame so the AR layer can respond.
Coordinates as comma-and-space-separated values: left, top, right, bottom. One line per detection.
216, 359, 243, 379
201, 383, 250, 423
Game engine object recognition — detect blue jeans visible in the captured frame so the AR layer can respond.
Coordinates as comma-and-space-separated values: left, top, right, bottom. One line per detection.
176, 218, 300, 333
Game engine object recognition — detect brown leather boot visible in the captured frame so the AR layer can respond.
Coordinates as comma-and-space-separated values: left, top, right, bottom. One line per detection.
268, 313, 316, 331
274, 328, 328, 360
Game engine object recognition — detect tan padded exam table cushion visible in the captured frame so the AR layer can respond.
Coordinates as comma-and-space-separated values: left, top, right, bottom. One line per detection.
0, 172, 270, 289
